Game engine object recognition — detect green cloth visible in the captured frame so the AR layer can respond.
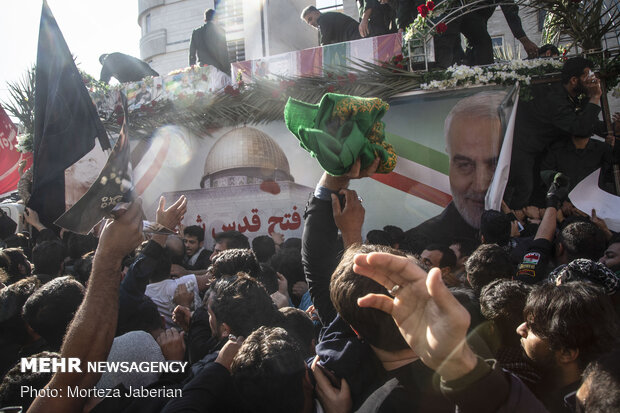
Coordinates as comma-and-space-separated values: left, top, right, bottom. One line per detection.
284, 93, 397, 176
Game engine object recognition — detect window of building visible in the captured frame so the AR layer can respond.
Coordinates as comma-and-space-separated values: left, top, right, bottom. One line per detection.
218, 0, 245, 62
491, 36, 504, 49
316, 0, 343, 12
145, 14, 151, 34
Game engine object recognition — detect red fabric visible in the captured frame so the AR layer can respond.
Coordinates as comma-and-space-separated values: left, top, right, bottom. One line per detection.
0, 106, 32, 196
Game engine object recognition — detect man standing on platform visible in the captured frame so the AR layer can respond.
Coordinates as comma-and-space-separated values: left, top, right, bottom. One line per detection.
301, 5, 362, 45
189, 8, 230, 75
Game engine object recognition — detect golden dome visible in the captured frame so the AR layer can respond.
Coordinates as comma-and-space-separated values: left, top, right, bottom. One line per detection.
203, 127, 291, 178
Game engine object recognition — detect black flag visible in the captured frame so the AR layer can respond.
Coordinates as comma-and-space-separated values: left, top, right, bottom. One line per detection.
55, 93, 133, 234
28, 0, 111, 227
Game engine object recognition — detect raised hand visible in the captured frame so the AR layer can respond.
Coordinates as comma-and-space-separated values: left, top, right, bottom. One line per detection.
216, 335, 245, 371
173, 283, 195, 308
331, 188, 365, 247
354, 252, 477, 381
172, 305, 191, 332
156, 328, 186, 361
98, 199, 144, 261
156, 195, 187, 232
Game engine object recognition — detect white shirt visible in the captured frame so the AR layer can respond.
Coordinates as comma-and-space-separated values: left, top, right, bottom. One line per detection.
145, 274, 202, 328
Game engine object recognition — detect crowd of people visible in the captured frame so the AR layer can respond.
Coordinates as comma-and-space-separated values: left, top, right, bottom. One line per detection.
0, 130, 619, 412
2, 2, 620, 412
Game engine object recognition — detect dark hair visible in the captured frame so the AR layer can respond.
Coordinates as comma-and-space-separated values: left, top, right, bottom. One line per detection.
278, 306, 315, 358
383, 225, 403, 247
73, 252, 94, 285
211, 249, 260, 280
524, 282, 619, 369
4, 233, 31, 258
204, 8, 215, 21
559, 221, 606, 262
3, 247, 31, 281
465, 244, 514, 295
269, 248, 304, 285
301, 5, 319, 19
281, 237, 302, 251
255, 263, 279, 294
22, 276, 85, 350
480, 210, 511, 246
32, 240, 64, 276
561, 57, 594, 84
538, 44, 560, 56
424, 244, 457, 269
66, 232, 98, 260
581, 350, 620, 412
330, 243, 410, 351
0, 351, 60, 410
252, 235, 276, 263
208, 273, 279, 337
449, 287, 484, 331
450, 238, 479, 259
0, 250, 10, 273
366, 230, 392, 247
480, 279, 532, 347
116, 296, 163, 337
214, 230, 250, 250
232, 326, 306, 413
0, 276, 42, 347
184, 225, 205, 243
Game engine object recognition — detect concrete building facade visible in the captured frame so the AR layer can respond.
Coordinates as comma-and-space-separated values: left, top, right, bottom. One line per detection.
138, 0, 317, 76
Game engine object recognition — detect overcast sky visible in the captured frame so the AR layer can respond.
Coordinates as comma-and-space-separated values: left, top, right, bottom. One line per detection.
0, 0, 141, 108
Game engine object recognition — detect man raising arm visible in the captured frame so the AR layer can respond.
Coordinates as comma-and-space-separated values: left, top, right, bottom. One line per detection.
354, 252, 548, 412
28, 200, 144, 413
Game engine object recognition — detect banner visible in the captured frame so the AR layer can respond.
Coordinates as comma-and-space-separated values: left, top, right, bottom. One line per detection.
0, 106, 32, 196
232, 33, 403, 83
136, 85, 518, 250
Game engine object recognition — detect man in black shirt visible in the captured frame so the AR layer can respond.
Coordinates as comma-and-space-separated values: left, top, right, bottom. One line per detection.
357, 0, 397, 38
188, 9, 230, 75
99, 52, 159, 84
541, 134, 614, 193
460, 0, 538, 65
301, 5, 362, 45
505, 57, 619, 209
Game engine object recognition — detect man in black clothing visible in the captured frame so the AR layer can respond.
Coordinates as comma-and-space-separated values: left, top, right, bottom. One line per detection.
301, 5, 362, 45
188, 8, 230, 75
182, 225, 211, 271
357, 0, 397, 38
505, 57, 619, 209
460, 0, 538, 66
541, 134, 614, 192
99, 52, 159, 83
515, 174, 607, 284
516, 282, 619, 413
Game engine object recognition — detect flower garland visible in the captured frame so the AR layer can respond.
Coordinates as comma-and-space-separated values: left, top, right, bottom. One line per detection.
421, 58, 565, 97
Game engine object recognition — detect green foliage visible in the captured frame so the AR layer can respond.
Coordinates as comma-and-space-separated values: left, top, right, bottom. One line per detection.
2, 65, 36, 139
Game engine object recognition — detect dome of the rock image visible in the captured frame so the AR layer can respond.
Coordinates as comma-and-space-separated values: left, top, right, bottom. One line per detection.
200, 127, 293, 188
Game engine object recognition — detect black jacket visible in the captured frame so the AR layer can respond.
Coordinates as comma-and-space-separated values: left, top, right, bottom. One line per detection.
99, 52, 159, 83
189, 22, 230, 75
318, 12, 362, 45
